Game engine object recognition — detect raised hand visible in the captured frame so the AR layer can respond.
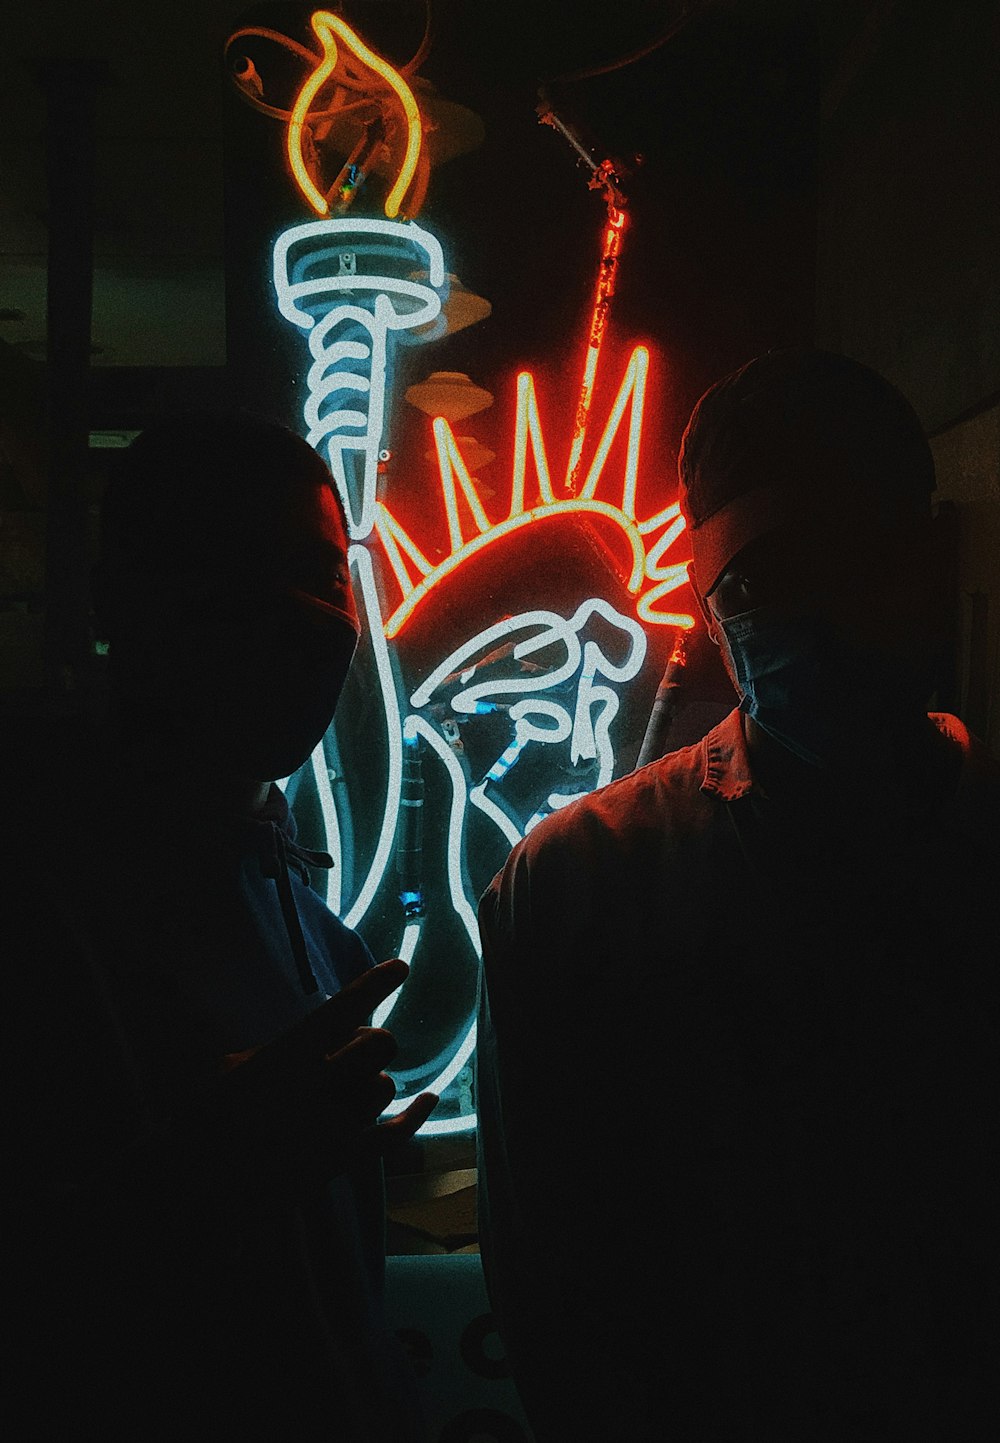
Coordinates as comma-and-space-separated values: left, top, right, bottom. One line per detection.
189, 960, 437, 1214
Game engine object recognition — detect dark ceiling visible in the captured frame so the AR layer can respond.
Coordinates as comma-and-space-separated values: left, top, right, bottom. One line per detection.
0, 0, 873, 372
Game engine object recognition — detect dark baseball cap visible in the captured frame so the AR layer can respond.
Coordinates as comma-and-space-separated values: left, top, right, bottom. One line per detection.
99, 410, 346, 581
677, 348, 936, 597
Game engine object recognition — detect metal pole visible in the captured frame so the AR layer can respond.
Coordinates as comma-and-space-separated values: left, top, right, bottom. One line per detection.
636, 631, 689, 767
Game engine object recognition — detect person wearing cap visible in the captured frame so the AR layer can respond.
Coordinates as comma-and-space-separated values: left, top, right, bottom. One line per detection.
475, 350, 999, 1440
4, 412, 435, 1439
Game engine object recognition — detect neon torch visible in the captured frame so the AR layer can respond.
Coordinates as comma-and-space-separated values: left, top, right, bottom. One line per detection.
265, 10, 446, 540
273, 218, 444, 539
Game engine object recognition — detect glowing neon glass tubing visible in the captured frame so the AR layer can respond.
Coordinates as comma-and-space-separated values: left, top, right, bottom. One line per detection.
637, 574, 695, 627
382, 501, 647, 637
411, 607, 584, 709
373, 501, 434, 598
433, 416, 492, 551
273, 218, 444, 541
374, 349, 695, 633
635, 501, 696, 627
288, 11, 423, 218
640, 501, 684, 538
565, 207, 627, 490
370, 712, 479, 1132
398, 597, 648, 1128
638, 504, 695, 627
378, 360, 653, 633
308, 739, 343, 913
510, 372, 557, 514
371, 920, 421, 1027
273, 218, 445, 327
509, 699, 573, 745
341, 545, 406, 931
412, 598, 643, 717
579, 345, 648, 517
470, 782, 524, 849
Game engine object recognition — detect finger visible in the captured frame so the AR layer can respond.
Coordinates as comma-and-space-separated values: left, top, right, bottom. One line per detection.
311, 1071, 397, 1140
267, 961, 410, 1067
372, 1092, 439, 1152
262, 1084, 431, 1196
325, 959, 409, 1029
220, 1045, 260, 1074
222, 964, 410, 1107
324, 1026, 398, 1075
371, 1071, 398, 1115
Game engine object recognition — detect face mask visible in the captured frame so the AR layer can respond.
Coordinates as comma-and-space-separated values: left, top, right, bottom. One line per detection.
717, 603, 924, 769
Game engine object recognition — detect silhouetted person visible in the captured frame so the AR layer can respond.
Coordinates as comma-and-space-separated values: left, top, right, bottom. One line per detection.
5, 413, 435, 1439
476, 350, 999, 1440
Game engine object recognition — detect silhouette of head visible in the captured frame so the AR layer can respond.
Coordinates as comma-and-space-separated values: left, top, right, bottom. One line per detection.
679, 348, 936, 604
677, 349, 947, 765
93, 411, 359, 781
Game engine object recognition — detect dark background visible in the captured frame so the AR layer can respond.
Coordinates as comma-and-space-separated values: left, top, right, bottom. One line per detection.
3, 2, 997, 741
2, 0, 998, 1246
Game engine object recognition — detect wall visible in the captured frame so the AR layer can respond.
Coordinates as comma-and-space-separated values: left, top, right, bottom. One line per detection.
815, 0, 1000, 754
930, 403, 1000, 753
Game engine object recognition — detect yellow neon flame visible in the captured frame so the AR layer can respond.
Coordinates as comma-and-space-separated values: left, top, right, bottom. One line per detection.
288, 11, 423, 218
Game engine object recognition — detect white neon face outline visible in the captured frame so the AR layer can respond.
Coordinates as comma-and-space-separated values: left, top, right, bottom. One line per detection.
412, 599, 647, 844
352, 599, 646, 1131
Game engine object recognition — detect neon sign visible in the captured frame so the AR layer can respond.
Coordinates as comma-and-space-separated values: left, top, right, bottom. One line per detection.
565, 207, 627, 489
273, 216, 445, 538
232, 9, 694, 1132
373, 354, 695, 637
286, 10, 423, 220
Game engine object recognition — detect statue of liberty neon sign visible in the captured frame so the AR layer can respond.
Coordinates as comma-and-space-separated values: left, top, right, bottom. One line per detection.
247, 9, 694, 1131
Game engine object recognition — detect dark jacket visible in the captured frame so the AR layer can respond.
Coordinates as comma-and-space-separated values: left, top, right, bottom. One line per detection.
477, 709, 999, 1441
4, 713, 423, 1440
